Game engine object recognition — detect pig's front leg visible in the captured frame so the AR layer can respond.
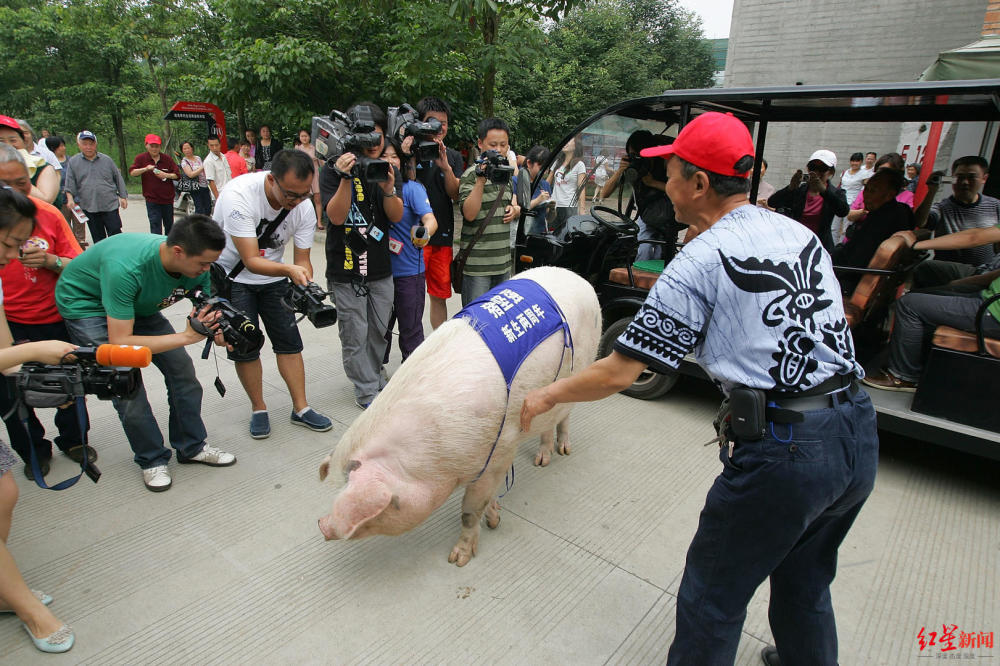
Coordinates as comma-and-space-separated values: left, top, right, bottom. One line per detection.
556, 416, 570, 456
449, 478, 499, 566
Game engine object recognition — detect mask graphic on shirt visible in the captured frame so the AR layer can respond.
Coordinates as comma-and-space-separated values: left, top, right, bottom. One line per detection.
719, 236, 854, 390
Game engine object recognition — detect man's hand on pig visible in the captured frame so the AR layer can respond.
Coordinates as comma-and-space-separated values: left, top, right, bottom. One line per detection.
521, 386, 556, 432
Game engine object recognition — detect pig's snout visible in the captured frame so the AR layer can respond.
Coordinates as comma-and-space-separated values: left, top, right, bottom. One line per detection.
318, 516, 340, 540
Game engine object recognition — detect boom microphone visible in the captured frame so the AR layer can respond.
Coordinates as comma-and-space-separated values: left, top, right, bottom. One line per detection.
72, 345, 153, 368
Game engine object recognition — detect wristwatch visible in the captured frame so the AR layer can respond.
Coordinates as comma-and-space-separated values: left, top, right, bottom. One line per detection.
52, 256, 63, 271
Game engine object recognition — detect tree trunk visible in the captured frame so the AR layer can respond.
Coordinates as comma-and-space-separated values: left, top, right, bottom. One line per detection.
146, 53, 173, 150
112, 109, 127, 179
108, 63, 129, 177
479, 10, 498, 119
237, 106, 247, 139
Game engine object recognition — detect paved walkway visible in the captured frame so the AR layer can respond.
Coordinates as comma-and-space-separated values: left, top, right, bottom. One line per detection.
2, 205, 997, 664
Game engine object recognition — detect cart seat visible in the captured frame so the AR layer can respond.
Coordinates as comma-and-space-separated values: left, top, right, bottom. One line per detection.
843, 235, 909, 328
931, 325, 1000, 358
609, 260, 665, 290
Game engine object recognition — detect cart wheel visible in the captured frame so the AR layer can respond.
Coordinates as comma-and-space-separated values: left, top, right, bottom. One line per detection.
598, 316, 678, 400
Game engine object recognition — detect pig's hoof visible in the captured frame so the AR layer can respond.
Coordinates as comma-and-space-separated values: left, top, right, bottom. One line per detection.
557, 440, 571, 456
448, 540, 477, 567
485, 501, 500, 529
534, 449, 552, 467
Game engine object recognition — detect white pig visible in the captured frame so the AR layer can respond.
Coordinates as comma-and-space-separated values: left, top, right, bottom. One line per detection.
318, 266, 601, 566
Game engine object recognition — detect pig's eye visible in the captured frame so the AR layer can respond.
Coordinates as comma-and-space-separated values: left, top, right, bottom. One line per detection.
344, 459, 361, 478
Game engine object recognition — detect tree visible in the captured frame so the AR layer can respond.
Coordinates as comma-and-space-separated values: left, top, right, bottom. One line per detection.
498, 0, 714, 149
0, 0, 151, 172
447, 0, 580, 118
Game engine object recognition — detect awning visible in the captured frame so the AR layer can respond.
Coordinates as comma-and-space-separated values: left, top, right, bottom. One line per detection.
920, 36, 1000, 82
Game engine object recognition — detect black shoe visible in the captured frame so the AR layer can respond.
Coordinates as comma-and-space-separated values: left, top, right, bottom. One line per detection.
64, 445, 98, 464
760, 645, 781, 666
24, 460, 51, 482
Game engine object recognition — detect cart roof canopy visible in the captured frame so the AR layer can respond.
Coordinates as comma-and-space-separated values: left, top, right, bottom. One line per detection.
595, 79, 1000, 126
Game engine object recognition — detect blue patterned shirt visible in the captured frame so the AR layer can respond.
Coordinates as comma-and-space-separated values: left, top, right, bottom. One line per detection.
614, 204, 862, 396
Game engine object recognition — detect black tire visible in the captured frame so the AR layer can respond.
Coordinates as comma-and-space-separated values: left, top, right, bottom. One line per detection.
598, 315, 678, 400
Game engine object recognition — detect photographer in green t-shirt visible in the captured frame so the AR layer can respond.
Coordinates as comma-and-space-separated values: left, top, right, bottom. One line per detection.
54, 215, 239, 493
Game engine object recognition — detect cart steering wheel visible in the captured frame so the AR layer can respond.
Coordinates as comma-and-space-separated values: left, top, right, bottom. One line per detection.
590, 206, 640, 234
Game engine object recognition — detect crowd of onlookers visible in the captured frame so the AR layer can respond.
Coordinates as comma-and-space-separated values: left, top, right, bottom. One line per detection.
0, 100, 997, 654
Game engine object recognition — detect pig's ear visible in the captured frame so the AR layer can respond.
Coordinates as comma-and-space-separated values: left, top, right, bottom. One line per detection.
332, 480, 393, 539
319, 455, 332, 481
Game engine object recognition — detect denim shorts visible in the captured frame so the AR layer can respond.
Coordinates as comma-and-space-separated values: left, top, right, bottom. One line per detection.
227, 279, 303, 362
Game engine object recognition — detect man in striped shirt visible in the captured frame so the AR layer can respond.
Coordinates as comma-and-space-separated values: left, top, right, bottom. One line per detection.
458, 118, 521, 305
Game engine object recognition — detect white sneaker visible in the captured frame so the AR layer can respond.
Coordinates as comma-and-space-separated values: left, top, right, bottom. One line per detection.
142, 465, 172, 492
178, 444, 236, 467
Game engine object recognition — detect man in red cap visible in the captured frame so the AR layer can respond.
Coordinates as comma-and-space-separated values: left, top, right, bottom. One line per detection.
521, 112, 877, 666
129, 133, 179, 234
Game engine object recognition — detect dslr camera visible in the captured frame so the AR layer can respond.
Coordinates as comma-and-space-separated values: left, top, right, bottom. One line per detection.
622, 154, 650, 183
311, 107, 390, 183
186, 287, 265, 357
475, 150, 515, 185
387, 103, 443, 163
284, 282, 338, 328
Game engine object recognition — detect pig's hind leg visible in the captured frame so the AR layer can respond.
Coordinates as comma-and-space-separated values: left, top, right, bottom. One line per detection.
555, 415, 570, 456
534, 429, 554, 467
533, 414, 571, 466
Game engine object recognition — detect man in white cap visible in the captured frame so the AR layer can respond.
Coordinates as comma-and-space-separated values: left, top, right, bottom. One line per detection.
521, 113, 877, 666
767, 149, 849, 251
64, 130, 129, 242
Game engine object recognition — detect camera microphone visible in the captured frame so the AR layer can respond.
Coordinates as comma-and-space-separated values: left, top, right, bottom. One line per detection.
411, 225, 429, 248
72, 345, 153, 368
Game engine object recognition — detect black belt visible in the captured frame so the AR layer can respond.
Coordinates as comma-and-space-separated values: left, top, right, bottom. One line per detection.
768, 377, 859, 414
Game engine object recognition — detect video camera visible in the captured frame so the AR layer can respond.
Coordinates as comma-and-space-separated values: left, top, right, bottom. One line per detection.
387, 103, 443, 163
284, 281, 337, 328
311, 107, 391, 183
186, 287, 265, 357
475, 150, 515, 185
12, 344, 148, 405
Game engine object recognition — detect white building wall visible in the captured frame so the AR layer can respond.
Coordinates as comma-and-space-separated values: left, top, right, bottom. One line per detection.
725, 0, 990, 188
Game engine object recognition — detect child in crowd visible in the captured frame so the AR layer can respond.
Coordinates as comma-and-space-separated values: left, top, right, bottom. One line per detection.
382, 140, 437, 363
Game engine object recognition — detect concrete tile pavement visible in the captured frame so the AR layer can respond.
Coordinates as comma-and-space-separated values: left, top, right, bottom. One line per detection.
1, 202, 996, 663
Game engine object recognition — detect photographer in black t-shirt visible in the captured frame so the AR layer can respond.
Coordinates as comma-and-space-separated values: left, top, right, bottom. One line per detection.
414, 97, 464, 329
319, 102, 403, 409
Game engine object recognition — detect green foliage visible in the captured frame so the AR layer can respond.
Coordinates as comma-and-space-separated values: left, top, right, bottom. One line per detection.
0, 0, 714, 165
499, 0, 714, 150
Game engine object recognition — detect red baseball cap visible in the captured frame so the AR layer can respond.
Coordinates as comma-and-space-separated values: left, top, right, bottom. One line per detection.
144, 133, 162, 145
0, 115, 21, 132
640, 112, 755, 178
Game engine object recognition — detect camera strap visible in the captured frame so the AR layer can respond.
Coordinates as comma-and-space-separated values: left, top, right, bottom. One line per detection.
223, 207, 291, 282
21, 397, 99, 490
455, 181, 508, 264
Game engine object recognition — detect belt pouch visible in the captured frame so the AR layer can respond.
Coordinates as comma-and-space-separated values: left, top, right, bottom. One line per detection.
729, 386, 767, 440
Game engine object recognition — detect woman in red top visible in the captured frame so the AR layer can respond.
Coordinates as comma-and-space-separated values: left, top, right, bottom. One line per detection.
0, 151, 92, 480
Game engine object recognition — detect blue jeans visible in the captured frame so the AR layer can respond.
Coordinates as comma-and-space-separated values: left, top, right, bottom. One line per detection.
667, 388, 879, 666
146, 201, 174, 235
63, 314, 208, 469
460, 271, 510, 307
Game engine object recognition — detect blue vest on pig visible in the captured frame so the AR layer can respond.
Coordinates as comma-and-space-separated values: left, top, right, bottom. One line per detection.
455, 278, 574, 484
455, 278, 573, 390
